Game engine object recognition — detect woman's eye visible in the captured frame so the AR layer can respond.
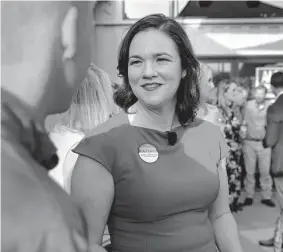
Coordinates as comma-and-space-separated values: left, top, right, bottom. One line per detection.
129, 60, 141, 65
157, 58, 169, 62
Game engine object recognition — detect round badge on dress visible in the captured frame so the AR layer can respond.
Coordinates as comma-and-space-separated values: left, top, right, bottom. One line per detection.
138, 143, 159, 163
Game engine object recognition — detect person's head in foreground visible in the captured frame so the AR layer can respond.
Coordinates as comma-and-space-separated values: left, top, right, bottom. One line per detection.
114, 13, 200, 126
1, 2, 96, 252
2, 1, 94, 118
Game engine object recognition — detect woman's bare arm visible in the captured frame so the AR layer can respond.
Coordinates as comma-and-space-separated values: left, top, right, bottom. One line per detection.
209, 159, 243, 252
71, 156, 114, 248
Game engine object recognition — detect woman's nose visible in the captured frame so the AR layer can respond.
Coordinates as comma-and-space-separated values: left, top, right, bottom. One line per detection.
142, 62, 157, 79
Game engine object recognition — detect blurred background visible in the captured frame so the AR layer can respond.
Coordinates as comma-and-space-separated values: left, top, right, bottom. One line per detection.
90, 0, 283, 99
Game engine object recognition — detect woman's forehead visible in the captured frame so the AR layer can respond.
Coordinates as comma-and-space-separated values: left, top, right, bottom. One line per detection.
129, 29, 178, 57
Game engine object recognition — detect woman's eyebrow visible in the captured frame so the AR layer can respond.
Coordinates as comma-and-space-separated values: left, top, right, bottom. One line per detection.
154, 52, 173, 57
129, 55, 142, 59
129, 52, 173, 59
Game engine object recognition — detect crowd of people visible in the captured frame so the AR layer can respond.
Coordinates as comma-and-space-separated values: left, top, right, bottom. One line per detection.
2, 2, 283, 252
199, 68, 283, 250
199, 70, 276, 212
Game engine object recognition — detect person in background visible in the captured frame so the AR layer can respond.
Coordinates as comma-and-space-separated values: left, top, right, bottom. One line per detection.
241, 85, 275, 208
216, 80, 248, 212
198, 64, 224, 127
1, 1, 103, 252
70, 14, 243, 252
259, 71, 283, 249
213, 72, 231, 88
46, 63, 118, 188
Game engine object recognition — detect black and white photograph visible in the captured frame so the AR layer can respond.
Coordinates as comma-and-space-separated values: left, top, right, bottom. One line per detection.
1, 1, 283, 252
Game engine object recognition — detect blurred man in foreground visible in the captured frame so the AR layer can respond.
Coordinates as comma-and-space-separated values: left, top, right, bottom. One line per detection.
1, 1, 103, 251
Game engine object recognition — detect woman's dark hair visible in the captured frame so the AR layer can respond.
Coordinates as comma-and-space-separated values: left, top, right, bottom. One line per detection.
113, 14, 200, 126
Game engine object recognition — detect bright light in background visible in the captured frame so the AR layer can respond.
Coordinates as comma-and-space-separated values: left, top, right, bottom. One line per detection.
124, 0, 171, 19
261, 1, 283, 9
206, 33, 283, 50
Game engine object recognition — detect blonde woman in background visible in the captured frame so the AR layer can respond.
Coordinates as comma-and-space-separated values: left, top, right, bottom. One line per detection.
46, 63, 119, 189
197, 64, 224, 127
216, 80, 248, 212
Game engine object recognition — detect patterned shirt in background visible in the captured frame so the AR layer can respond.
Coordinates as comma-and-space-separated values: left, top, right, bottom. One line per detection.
219, 108, 243, 212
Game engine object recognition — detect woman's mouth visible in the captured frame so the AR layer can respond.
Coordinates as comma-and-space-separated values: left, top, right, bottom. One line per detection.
141, 83, 162, 91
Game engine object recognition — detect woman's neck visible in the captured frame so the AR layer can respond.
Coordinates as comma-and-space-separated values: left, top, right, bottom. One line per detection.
129, 101, 178, 132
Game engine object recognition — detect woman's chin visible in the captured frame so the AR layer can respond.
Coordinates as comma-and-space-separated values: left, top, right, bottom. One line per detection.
140, 98, 164, 109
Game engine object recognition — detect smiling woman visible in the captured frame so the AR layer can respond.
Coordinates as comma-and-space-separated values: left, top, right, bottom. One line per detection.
115, 14, 200, 126
70, 14, 243, 252
128, 29, 184, 108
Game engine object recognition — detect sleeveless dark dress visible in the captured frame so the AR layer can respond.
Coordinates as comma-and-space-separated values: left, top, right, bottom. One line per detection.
73, 113, 229, 252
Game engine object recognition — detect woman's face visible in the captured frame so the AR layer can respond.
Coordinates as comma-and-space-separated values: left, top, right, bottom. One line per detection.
224, 82, 247, 106
200, 69, 214, 102
128, 28, 185, 109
